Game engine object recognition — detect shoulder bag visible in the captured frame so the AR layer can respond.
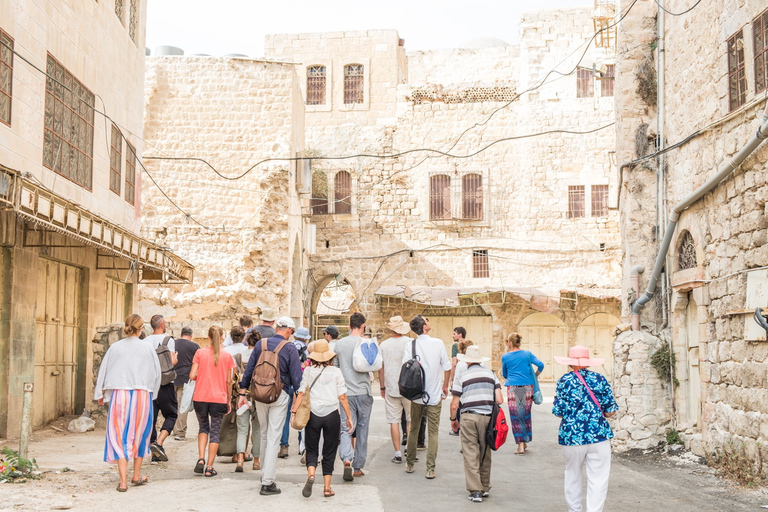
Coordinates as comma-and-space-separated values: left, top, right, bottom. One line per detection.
292, 367, 326, 430
528, 351, 543, 405
573, 370, 605, 416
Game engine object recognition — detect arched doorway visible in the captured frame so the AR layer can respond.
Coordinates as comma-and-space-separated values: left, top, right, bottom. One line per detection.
684, 292, 700, 426
312, 276, 356, 340
576, 313, 619, 380
518, 313, 567, 383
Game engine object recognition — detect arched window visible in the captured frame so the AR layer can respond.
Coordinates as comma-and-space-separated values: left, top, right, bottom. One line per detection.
306, 65, 326, 105
311, 170, 328, 215
430, 174, 451, 220
677, 230, 697, 270
343, 64, 364, 104
461, 173, 483, 220
334, 170, 352, 214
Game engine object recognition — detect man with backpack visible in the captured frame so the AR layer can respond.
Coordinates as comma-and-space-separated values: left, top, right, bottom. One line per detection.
142, 315, 179, 462
402, 315, 451, 479
238, 316, 302, 496
450, 345, 504, 503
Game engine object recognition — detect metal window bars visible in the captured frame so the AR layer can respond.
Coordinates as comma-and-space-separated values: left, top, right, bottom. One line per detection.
600, 65, 615, 97
109, 124, 122, 194
334, 170, 352, 214
728, 30, 747, 111
591, 185, 609, 217
461, 173, 483, 220
576, 69, 593, 98
677, 231, 697, 270
429, 174, 451, 220
0, 29, 13, 126
344, 64, 364, 104
472, 250, 490, 278
124, 142, 136, 205
307, 65, 326, 105
568, 186, 585, 218
754, 9, 768, 93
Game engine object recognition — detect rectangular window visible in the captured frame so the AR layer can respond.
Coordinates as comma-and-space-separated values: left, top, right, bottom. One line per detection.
591, 184, 609, 217
43, 54, 95, 190
577, 69, 593, 98
429, 174, 451, 220
601, 64, 615, 97
109, 124, 122, 194
568, 185, 585, 218
727, 30, 747, 111
124, 141, 136, 205
461, 173, 483, 220
311, 170, 329, 215
344, 64, 364, 104
334, 171, 352, 214
473, 250, 490, 279
0, 29, 13, 126
307, 65, 326, 105
755, 9, 768, 94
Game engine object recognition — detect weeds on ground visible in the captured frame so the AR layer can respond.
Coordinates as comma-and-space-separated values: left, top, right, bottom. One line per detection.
708, 442, 764, 488
0, 446, 41, 483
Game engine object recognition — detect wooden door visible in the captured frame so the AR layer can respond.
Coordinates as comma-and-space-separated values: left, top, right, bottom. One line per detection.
105, 278, 127, 325
34, 259, 82, 426
686, 294, 701, 426
518, 312, 567, 382
576, 313, 619, 380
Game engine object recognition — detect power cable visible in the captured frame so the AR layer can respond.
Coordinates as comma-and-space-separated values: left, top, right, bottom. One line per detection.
651, 0, 704, 16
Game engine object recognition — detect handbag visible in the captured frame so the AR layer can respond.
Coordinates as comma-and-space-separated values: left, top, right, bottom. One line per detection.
179, 380, 195, 414
292, 367, 325, 430
528, 351, 543, 405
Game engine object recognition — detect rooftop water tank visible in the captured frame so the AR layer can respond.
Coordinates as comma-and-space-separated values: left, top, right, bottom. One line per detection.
154, 46, 184, 56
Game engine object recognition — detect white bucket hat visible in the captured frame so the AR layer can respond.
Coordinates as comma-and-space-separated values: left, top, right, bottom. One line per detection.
457, 345, 490, 364
386, 316, 411, 335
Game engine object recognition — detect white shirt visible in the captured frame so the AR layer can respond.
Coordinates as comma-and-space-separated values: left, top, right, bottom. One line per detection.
94, 337, 162, 401
224, 343, 248, 358
143, 333, 175, 353
298, 365, 347, 417
402, 334, 451, 406
222, 334, 233, 347
380, 336, 413, 397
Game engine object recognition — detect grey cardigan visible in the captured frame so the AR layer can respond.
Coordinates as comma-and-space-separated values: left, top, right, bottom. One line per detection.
94, 337, 162, 401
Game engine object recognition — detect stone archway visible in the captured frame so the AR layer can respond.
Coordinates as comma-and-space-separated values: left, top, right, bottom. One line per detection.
311, 275, 357, 340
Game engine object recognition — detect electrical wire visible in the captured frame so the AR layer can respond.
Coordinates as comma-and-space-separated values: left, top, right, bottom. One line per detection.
651, 0, 704, 16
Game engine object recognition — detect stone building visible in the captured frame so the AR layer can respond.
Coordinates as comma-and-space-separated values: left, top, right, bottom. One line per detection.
0, 0, 192, 438
615, 0, 768, 468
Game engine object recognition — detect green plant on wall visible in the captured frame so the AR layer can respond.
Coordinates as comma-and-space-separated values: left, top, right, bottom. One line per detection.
650, 342, 678, 387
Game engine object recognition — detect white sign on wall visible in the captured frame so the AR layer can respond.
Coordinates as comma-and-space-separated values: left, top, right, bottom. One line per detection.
745, 270, 768, 341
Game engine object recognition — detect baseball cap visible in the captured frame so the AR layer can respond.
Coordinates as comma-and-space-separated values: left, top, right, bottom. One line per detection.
322, 325, 340, 337
294, 327, 311, 340
275, 316, 296, 329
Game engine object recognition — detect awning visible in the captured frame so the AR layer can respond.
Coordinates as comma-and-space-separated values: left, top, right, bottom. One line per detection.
0, 167, 193, 283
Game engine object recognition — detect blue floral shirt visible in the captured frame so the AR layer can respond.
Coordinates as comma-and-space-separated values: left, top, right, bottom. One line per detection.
552, 369, 618, 446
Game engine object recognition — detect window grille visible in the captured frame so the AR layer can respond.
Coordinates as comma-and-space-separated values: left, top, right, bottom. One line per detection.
568, 186, 585, 218
307, 65, 326, 105
754, 9, 768, 94
677, 231, 697, 270
311, 170, 329, 215
334, 170, 352, 214
124, 142, 136, 205
43, 54, 95, 190
601, 64, 615, 97
129, 0, 138, 44
591, 185, 609, 217
473, 250, 490, 278
343, 64, 364, 104
115, 0, 124, 22
461, 173, 483, 220
727, 30, 747, 111
429, 174, 451, 220
0, 29, 13, 126
109, 124, 122, 194
577, 69, 593, 98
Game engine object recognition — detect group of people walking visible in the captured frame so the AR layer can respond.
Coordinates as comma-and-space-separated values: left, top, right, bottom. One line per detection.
94, 309, 618, 511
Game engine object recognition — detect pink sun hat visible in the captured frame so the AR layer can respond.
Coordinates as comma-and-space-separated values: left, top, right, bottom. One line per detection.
554, 345, 605, 367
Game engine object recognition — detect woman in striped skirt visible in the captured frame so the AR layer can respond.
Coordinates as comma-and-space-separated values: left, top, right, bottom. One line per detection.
500, 333, 544, 455
95, 314, 161, 492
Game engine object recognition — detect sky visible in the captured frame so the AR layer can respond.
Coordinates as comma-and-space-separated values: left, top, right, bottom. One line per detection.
145, 0, 592, 57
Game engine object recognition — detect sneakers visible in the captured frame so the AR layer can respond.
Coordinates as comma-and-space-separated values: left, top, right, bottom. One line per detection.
417, 444, 427, 451
449, 430, 460, 436
260, 483, 281, 495
150, 443, 168, 462
278, 446, 289, 459
402, 434, 407, 446
425, 469, 435, 479
173, 435, 186, 441
405, 463, 414, 473
300, 453, 306, 465
468, 492, 483, 503
482, 491, 490, 498
391, 455, 403, 464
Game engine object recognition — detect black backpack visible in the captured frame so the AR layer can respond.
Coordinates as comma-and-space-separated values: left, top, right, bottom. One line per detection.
398, 339, 429, 403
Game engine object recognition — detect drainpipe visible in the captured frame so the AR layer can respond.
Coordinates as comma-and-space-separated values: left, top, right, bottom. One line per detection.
631, 104, 768, 327
630, 265, 645, 330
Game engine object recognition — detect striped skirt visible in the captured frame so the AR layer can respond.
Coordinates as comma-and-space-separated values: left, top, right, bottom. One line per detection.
104, 389, 153, 463
507, 385, 533, 444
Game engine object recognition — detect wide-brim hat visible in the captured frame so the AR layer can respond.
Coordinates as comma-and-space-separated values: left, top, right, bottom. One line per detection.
294, 327, 311, 340
260, 307, 277, 322
308, 339, 336, 363
554, 345, 604, 367
386, 315, 411, 335
457, 345, 491, 364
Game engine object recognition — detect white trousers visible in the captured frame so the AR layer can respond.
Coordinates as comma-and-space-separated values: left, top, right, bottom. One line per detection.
254, 390, 289, 486
561, 440, 612, 512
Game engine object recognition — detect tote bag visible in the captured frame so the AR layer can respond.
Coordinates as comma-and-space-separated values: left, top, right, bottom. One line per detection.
179, 380, 195, 414
528, 351, 543, 405
292, 367, 325, 430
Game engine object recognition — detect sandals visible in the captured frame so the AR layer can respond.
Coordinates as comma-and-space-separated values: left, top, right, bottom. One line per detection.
302, 475, 315, 498
323, 488, 335, 497
252, 458, 261, 471
194, 458, 205, 474
130, 475, 149, 486
116, 484, 127, 492
204, 466, 217, 477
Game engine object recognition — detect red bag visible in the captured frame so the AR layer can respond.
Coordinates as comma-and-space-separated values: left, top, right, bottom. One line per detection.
485, 401, 509, 451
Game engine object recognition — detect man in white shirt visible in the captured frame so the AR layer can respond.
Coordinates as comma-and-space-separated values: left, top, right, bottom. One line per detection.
403, 315, 451, 479
223, 315, 254, 347
143, 315, 178, 462
377, 316, 413, 463
223, 326, 247, 358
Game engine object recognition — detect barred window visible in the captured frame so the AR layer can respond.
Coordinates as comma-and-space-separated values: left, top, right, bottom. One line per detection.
568, 185, 585, 218
334, 170, 352, 214
124, 142, 136, 205
473, 250, 490, 278
577, 69, 593, 98
591, 185, 609, 217
307, 65, 326, 105
0, 29, 13, 126
311, 170, 329, 215
677, 230, 697, 270
754, 9, 768, 93
461, 173, 483, 220
43, 54, 95, 190
343, 64, 364, 104
727, 30, 747, 111
601, 64, 615, 97
109, 124, 122, 194
129, 0, 139, 44
429, 174, 451, 220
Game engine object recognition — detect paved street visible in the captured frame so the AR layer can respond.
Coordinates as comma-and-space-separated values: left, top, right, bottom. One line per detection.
2, 387, 766, 511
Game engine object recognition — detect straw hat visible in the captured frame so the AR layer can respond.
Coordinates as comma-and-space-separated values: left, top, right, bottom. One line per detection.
457, 345, 491, 364
554, 345, 604, 367
386, 316, 411, 335
308, 339, 336, 363
260, 307, 277, 322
